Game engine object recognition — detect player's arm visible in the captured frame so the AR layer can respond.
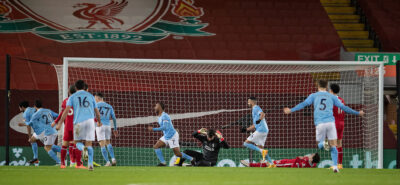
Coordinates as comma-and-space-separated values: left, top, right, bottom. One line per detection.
50, 110, 59, 120
94, 108, 102, 127
151, 121, 167, 131
57, 106, 70, 127
246, 124, 255, 132
52, 106, 65, 127
333, 97, 364, 116
26, 125, 32, 138
193, 129, 207, 141
111, 107, 118, 137
284, 94, 314, 114
254, 108, 265, 124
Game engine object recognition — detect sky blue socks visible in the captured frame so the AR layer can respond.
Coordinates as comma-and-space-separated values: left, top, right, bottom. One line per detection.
31, 143, 38, 159
154, 148, 165, 164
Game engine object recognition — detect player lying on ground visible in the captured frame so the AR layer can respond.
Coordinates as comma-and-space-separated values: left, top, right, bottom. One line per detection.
330, 83, 345, 169
18, 101, 39, 165
241, 153, 320, 168
58, 80, 102, 171
94, 92, 118, 166
53, 85, 82, 168
284, 80, 364, 173
148, 102, 194, 166
241, 97, 271, 163
27, 100, 61, 165
176, 128, 229, 166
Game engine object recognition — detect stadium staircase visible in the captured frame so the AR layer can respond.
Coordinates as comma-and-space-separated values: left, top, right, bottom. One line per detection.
321, 0, 379, 52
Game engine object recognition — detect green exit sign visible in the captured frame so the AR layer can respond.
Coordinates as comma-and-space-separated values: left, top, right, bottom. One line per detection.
355, 53, 400, 65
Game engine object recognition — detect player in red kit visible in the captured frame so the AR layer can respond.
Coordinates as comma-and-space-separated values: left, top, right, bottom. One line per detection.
330, 83, 344, 169
52, 85, 83, 169
240, 153, 320, 168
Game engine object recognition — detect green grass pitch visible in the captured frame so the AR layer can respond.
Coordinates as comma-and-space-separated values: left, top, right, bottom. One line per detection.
1, 166, 399, 185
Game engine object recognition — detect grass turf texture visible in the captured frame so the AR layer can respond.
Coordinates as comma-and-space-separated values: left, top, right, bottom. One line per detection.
1, 166, 399, 185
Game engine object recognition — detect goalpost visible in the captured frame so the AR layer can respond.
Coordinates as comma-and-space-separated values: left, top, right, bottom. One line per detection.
54, 58, 384, 169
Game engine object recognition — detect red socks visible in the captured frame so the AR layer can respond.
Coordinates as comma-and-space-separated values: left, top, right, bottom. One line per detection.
74, 145, 82, 166
61, 145, 68, 166
338, 147, 343, 164
69, 143, 75, 163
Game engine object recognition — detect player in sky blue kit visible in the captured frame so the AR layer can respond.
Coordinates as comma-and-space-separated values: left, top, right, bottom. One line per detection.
18, 101, 39, 165
57, 80, 102, 171
95, 92, 118, 166
26, 100, 61, 165
284, 80, 364, 173
241, 97, 271, 165
148, 102, 194, 166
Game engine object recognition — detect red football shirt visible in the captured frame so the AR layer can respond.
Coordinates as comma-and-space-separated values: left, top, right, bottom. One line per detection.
333, 96, 345, 122
273, 157, 316, 168
54, 97, 74, 131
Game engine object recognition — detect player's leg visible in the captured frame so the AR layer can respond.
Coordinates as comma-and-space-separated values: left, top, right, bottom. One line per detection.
96, 125, 110, 165
170, 133, 193, 163
153, 140, 167, 165
336, 121, 344, 169
105, 140, 116, 165
177, 150, 202, 166
84, 119, 96, 171
104, 126, 116, 166
327, 122, 339, 172
315, 124, 327, 150
28, 134, 39, 165
244, 132, 268, 160
73, 122, 86, 168
60, 141, 69, 168
68, 143, 76, 165
46, 134, 61, 165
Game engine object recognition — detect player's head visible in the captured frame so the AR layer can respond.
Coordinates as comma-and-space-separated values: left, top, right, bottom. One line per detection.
207, 129, 216, 141
94, 92, 103, 102
317, 80, 328, 90
68, 84, 76, 96
84, 83, 89, 91
154, 102, 165, 115
248, 96, 257, 107
75, 80, 85, 90
34, 100, 42, 109
311, 153, 320, 164
329, 83, 340, 95
19, 101, 29, 112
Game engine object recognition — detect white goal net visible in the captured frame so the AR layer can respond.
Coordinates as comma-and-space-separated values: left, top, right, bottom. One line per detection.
54, 58, 383, 168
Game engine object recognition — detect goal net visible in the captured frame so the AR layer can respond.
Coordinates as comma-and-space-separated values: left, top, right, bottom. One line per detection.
54, 58, 383, 168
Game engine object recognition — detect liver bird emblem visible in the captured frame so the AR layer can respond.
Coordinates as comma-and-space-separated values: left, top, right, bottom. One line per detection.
73, 0, 128, 29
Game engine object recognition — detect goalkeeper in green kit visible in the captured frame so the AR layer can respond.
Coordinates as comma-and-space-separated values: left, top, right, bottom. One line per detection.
176, 128, 230, 166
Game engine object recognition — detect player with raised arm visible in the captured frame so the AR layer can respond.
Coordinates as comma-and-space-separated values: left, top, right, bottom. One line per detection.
18, 101, 39, 165
148, 102, 194, 166
330, 83, 345, 169
94, 92, 118, 166
176, 128, 229, 166
283, 80, 364, 173
52, 85, 80, 168
57, 80, 102, 171
241, 97, 271, 163
241, 153, 320, 168
27, 100, 61, 165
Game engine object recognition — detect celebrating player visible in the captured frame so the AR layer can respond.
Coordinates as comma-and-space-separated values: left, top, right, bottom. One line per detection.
148, 102, 194, 166
330, 83, 345, 169
176, 128, 229, 166
27, 100, 61, 165
57, 80, 102, 171
94, 92, 118, 166
52, 85, 81, 168
18, 101, 39, 165
283, 80, 364, 173
241, 153, 320, 168
241, 97, 271, 163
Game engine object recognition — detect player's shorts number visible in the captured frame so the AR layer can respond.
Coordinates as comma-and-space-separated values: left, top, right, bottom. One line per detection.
319, 99, 327, 110
78, 96, 90, 107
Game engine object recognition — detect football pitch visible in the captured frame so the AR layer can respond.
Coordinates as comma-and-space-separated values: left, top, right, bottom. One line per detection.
0, 166, 399, 185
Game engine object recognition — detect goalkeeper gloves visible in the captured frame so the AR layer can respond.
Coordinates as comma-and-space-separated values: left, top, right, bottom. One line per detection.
240, 127, 247, 133
198, 128, 208, 135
